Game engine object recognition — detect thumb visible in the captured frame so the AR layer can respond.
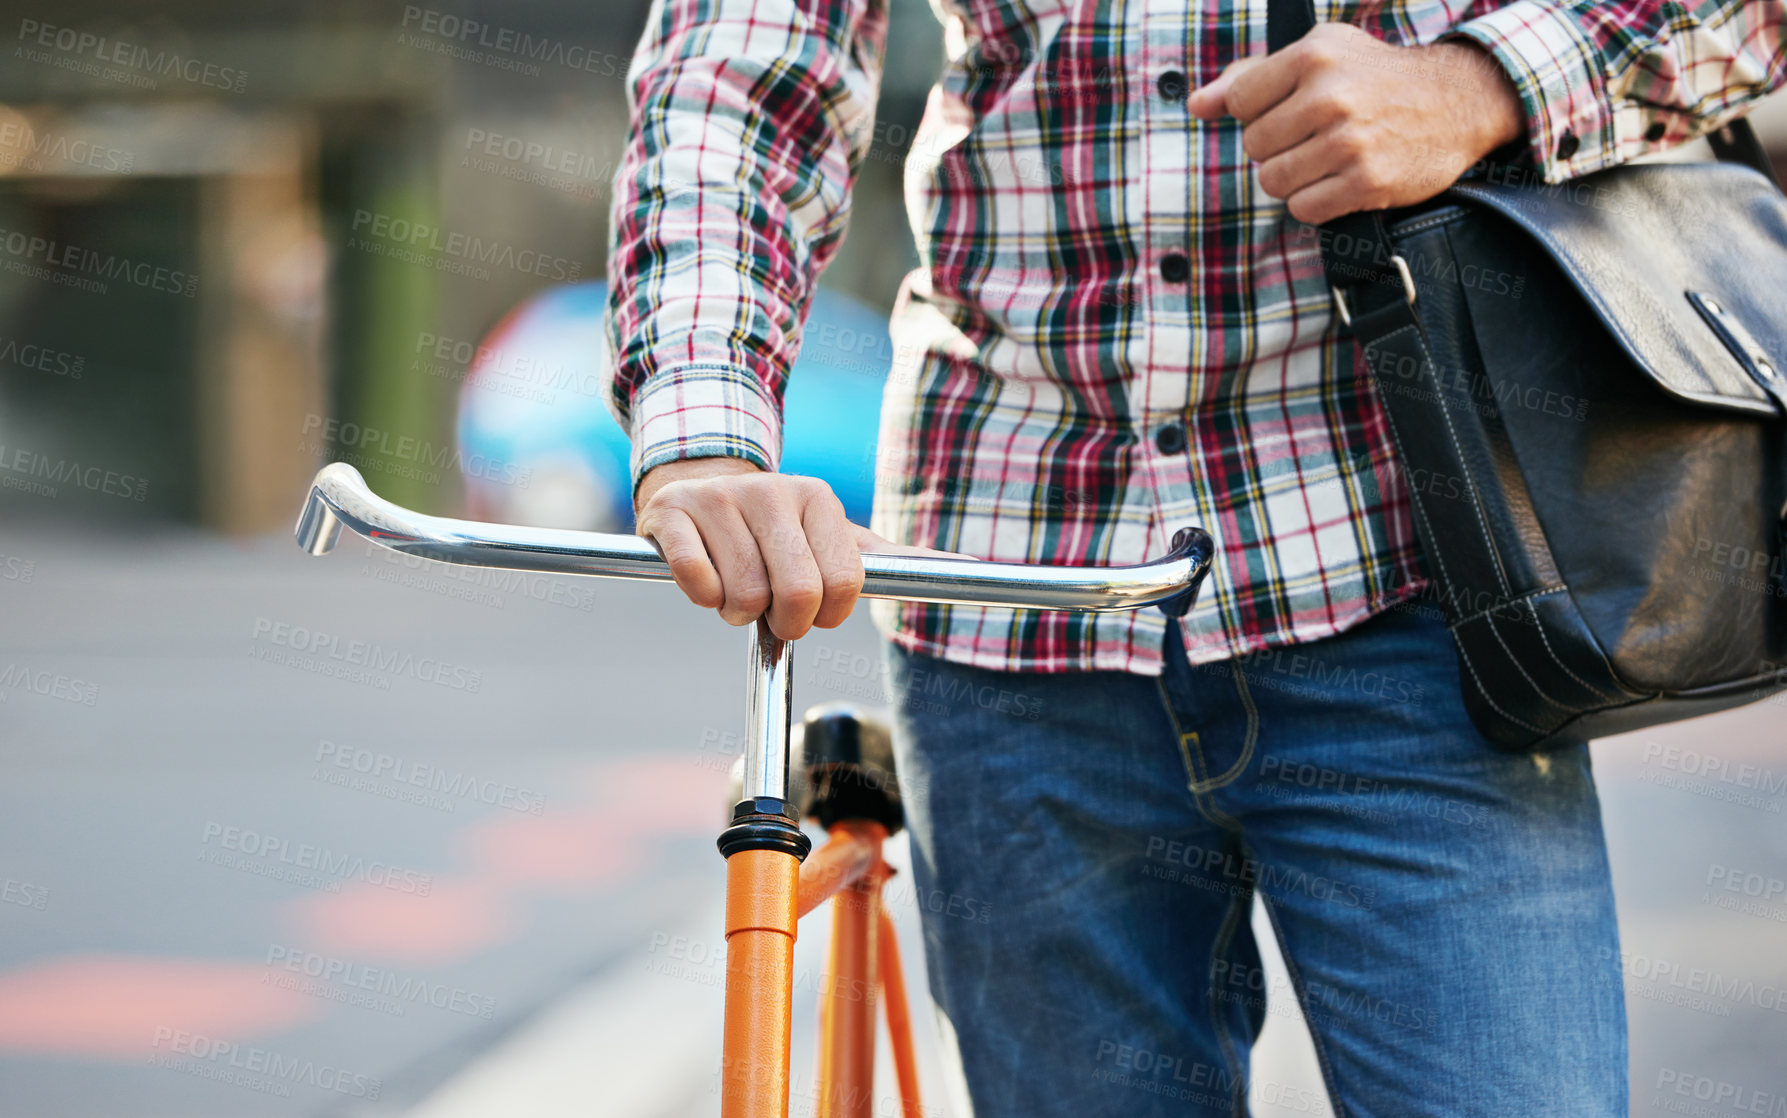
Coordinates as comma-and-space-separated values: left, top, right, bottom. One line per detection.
852, 524, 977, 561
1186, 58, 1257, 121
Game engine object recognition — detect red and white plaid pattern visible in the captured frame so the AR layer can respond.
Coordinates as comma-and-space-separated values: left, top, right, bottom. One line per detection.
606, 0, 1785, 674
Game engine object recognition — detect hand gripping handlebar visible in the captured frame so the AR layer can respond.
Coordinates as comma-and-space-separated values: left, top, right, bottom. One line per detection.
297, 460, 1214, 803
297, 462, 1213, 616
295, 461, 1215, 1118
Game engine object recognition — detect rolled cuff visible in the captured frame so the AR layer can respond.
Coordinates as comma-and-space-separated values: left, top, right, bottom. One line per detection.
626, 364, 783, 492
1446, 1, 1618, 182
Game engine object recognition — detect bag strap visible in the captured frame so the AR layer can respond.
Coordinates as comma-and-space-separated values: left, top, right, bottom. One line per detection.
1266, 0, 1315, 52
1707, 120, 1784, 189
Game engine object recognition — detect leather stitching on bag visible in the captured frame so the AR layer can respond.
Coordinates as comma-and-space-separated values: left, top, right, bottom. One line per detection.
1397, 319, 1584, 715
1521, 595, 1621, 703
1400, 321, 1514, 596
1392, 454, 1551, 736
1482, 614, 1581, 714
1450, 583, 1566, 627
1454, 630, 1551, 736
1361, 321, 1558, 735
1389, 210, 1467, 238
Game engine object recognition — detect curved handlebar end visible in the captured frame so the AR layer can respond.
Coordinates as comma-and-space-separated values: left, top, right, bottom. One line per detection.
295, 464, 360, 555
296, 497, 342, 556
1157, 526, 1216, 618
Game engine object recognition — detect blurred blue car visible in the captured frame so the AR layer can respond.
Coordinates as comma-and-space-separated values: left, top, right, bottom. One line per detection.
455, 282, 891, 529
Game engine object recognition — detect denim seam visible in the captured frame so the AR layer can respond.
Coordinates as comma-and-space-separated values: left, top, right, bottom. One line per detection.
1155, 676, 1246, 831
1206, 863, 1255, 1118
1186, 662, 1260, 795
1256, 891, 1352, 1118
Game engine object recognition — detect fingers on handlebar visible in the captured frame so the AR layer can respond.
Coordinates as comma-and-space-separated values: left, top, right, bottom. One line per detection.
690, 492, 772, 629
639, 472, 865, 641
639, 505, 724, 610
804, 487, 866, 631
736, 486, 821, 636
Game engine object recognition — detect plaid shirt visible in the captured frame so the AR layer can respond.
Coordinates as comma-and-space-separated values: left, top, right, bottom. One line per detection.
606, 0, 1784, 674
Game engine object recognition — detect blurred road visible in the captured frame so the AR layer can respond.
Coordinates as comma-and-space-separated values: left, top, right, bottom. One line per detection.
0, 521, 1781, 1117
0, 519, 827, 1117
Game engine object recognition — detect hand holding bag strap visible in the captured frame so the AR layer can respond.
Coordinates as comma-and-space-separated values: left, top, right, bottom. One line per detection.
1262, 0, 1781, 311
1257, 0, 1411, 326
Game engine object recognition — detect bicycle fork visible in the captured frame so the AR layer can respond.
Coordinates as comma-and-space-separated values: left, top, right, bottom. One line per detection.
716, 618, 807, 1117
717, 620, 921, 1118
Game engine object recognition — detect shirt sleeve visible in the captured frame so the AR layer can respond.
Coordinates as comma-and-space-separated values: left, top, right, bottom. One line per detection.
1445, 0, 1787, 183
604, 0, 889, 491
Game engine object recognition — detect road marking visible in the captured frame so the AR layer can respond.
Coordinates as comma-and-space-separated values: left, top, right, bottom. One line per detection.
401, 899, 727, 1118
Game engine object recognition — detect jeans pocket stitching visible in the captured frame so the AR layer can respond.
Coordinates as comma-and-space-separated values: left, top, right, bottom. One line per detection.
1173, 663, 1259, 797
1198, 662, 1260, 789
1155, 676, 1244, 831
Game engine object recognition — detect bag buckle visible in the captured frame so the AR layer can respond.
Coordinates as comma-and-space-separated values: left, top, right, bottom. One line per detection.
1331, 254, 1417, 328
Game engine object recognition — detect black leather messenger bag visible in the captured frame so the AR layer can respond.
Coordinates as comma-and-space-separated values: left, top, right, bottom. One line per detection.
1269, 1, 1787, 749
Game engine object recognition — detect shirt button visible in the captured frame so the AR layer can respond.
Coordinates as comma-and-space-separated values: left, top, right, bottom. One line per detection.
1159, 253, 1191, 283
1155, 423, 1187, 454
1157, 70, 1188, 102
1644, 121, 1666, 143
1555, 129, 1580, 161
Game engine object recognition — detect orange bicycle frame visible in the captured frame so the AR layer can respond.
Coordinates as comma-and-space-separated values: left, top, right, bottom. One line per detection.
717, 623, 921, 1118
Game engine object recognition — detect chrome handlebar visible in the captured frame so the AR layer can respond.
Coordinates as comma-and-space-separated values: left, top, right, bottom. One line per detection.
296, 461, 1214, 811
296, 463, 1214, 617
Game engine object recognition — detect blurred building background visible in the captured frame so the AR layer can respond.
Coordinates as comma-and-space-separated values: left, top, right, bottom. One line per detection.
0, 0, 943, 533
1, 4, 1784, 1118
4, 2, 1786, 536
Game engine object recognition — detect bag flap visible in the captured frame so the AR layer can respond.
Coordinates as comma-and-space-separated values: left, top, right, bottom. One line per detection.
1435, 163, 1787, 419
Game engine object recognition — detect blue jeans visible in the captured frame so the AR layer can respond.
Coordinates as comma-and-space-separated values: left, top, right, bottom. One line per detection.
884, 605, 1625, 1117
